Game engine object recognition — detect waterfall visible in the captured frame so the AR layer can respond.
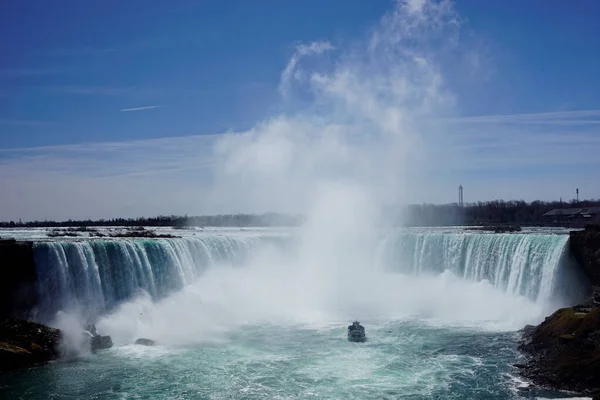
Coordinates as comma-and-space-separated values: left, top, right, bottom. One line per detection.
32, 235, 277, 322
376, 230, 588, 304
30, 229, 589, 323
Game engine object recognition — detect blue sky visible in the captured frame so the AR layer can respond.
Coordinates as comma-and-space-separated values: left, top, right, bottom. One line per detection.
1, 0, 599, 220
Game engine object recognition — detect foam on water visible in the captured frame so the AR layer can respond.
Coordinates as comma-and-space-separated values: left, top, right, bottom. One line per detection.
93, 258, 550, 348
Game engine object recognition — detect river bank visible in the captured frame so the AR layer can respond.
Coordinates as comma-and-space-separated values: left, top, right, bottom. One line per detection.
517, 224, 600, 396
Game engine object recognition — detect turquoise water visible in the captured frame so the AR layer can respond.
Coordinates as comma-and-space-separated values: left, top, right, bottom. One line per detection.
0, 321, 586, 399
0, 227, 592, 399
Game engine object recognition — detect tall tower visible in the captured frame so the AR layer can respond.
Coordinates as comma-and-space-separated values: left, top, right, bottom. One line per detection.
576, 188, 579, 204
458, 185, 463, 207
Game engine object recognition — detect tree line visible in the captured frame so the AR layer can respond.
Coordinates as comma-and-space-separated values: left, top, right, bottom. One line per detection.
400, 199, 600, 227
1, 199, 598, 228
0, 213, 306, 228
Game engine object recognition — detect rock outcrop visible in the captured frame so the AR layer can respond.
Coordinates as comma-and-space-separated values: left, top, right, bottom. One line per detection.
134, 338, 155, 346
0, 318, 61, 371
90, 335, 113, 351
518, 225, 600, 395
570, 224, 600, 296
518, 306, 600, 394
0, 240, 38, 319
84, 324, 113, 351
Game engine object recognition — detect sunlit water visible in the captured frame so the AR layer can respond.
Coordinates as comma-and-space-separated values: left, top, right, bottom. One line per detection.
0, 226, 591, 399
0, 320, 588, 399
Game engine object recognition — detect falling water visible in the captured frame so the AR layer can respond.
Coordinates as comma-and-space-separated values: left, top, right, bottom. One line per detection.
30, 229, 588, 323
376, 230, 587, 305
32, 235, 282, 322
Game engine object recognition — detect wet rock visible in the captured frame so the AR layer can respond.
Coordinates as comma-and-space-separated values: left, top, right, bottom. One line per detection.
134, 338, 155, 346
518, 307, 600, 394
90, 335, 113, 351
84, 324, 98, 336
569, 226, 600, 288
0, 241, 37, 319
0, 318, 61, 371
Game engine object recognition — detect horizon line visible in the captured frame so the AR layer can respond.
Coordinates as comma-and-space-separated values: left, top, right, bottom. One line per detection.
1, 198, 598, 224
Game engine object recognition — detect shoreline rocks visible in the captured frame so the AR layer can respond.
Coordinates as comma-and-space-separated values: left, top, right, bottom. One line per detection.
0, 318, 61, 371
134, 338, 155, 346
0, 319, 114, 372
514, 224, 600, 395
91, 335, 113, 351
84, 323, 113, 352
517, 305, 600, 395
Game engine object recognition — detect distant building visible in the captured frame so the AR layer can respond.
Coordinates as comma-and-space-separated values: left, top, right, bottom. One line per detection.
542, 207, 600, 227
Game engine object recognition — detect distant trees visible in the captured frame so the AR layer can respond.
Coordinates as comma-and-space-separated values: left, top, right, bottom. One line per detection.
1, 199, 598, 229
399, 199, 600, 227
0, 213, 306, 228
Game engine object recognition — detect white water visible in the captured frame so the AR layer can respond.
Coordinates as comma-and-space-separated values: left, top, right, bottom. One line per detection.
15, 226, 588, 400
24, 226, 589, 348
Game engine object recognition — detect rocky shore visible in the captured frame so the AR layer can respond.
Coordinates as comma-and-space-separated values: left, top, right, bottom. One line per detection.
518, 224, 600, 397
518, 303, 600, 395
0, 318, 61, 371
0, 319, 113, 372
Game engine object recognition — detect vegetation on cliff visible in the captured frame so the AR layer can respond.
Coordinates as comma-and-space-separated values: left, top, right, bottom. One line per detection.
516, 226, 600, 395
518, 306, 600, 394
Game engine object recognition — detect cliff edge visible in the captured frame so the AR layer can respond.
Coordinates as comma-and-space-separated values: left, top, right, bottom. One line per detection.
570, 224, 600, 294
518, 224, 600, 395
0, 239, 38, 319
518, 306, 600, 394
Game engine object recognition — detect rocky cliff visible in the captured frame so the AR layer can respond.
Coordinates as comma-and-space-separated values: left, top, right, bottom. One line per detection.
518, 306, 600, 394
518, 225, 600, 395
0, 239, 38, 319
570, 225, 600, 300
0, 318, 61, 371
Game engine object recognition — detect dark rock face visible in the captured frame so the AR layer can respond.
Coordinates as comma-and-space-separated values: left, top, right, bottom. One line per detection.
134, 338, 155, 346
90, 335, 113, 351
0, 318, 61, 371
518, 307, 600, 394
83, 323, 113, 352
570, 225, 600, 290
0, 240, 38, 319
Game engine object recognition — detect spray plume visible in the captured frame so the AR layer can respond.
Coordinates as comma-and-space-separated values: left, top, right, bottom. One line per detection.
53, 1, 565, 350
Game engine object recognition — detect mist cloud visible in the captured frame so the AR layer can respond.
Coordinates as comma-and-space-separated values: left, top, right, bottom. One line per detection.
0, 0, 599, 221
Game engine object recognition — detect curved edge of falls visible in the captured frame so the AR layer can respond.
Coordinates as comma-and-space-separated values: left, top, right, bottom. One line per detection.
375, 231, 591, 307
30, 230, 592, 324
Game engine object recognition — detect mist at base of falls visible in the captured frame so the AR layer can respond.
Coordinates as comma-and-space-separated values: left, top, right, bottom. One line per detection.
87, 193, 589, 347
88, 210, 587, 349
95, 266, 549, 348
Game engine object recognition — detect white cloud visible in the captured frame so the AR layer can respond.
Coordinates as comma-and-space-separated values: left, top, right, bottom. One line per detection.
279, 40, 334, 98
1, 0, 599, 221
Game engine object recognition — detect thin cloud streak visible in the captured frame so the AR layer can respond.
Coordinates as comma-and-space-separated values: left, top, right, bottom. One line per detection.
120, 106, 160, 112
444, 109, 600, 123
1, 0, 599, 220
